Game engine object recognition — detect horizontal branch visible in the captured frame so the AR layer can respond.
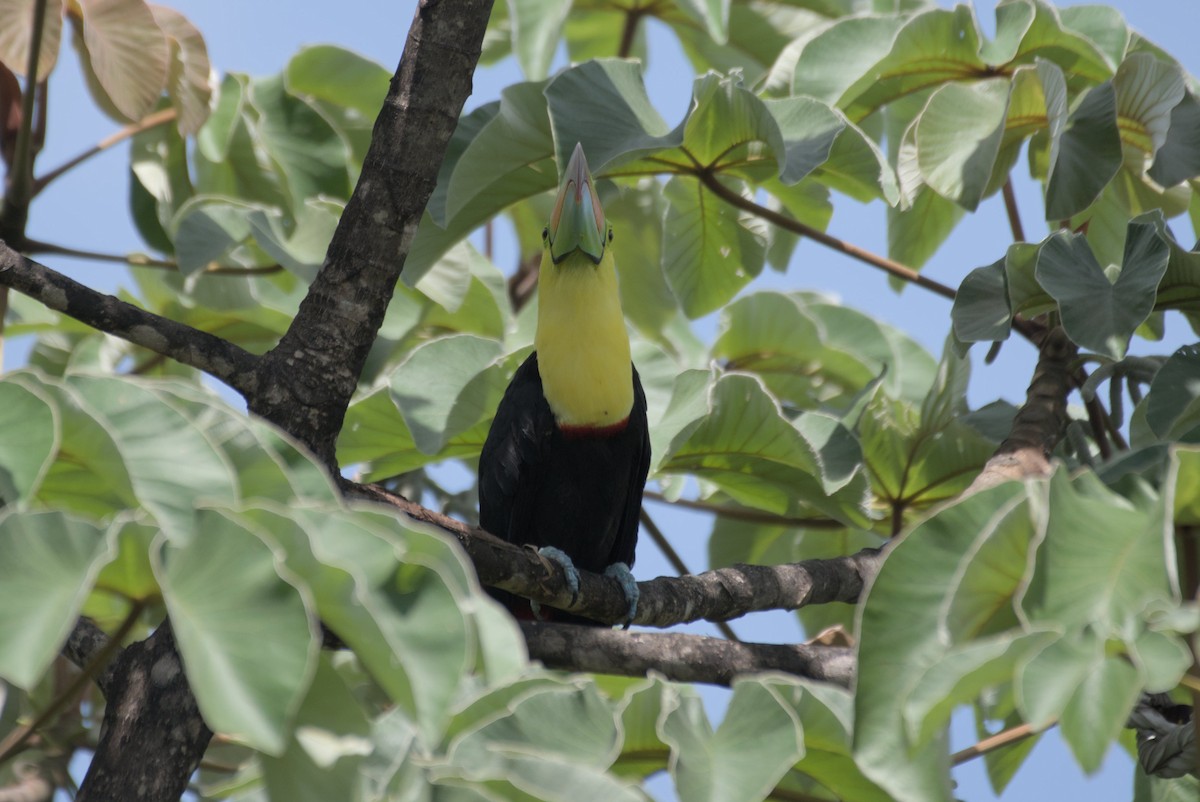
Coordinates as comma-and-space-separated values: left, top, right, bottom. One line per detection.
521, 621, 855, 688
0, 241, 259, 394
347, 481, 884, 628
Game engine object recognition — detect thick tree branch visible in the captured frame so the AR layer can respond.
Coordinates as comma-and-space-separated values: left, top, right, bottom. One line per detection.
249, 0, 495, 467
348, 480, 883, 628
0, 242, 260, 393
521, 621, 855, 688
965, 327, 1074, 494
76, 622, 211, 802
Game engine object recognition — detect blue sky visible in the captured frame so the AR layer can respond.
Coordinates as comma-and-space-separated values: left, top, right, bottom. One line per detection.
19, 1, 1200, 800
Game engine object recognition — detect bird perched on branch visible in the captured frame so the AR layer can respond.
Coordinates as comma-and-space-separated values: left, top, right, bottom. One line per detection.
479, 143, 649, 626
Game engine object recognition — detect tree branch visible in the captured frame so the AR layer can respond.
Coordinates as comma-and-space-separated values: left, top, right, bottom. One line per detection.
965, 327, 1074, 494
32, 108, 177, 195
347, 480, 883, 628
641, 507, 741, 641
0, 241, 260, 394
76, 621, 211, 802
521, 621, 855, 688
248, 0, 495, 467
0, 0, 47, 240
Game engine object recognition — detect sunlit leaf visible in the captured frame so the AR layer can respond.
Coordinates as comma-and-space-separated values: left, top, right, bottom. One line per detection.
0, 510, 109, 689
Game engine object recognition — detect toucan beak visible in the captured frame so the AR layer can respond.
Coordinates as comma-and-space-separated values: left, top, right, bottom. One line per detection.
548, 143, 607, 264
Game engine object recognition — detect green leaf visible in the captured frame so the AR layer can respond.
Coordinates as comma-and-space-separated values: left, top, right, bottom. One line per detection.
248, 74, 351, 210
0, 510, 109, 689
662, 679, 803, 802
285, 45, 390, 116
544, 58, 683, 174
887, 186, 964, 271
771, 679, 893, 802
859, 348, 996, 513
605, 180, 683, 343
1034, 218, 1169, 359
444, 79, 554, 224
78, 0, 170, 120
170, 197, 277, 275
1045, 82, 1121, 221
0, 0, 64, 81
656, 372, 869, 524
790, 15, 904, 105
66, 375, 237, 537
1146, 345, 1200, 441
611, 677, 672, 778
130, 108, 194, 249
1059, 655, 1141, 773
389, 335, 510, 455
156, 507, 317, 755
261, 655, 372, 802
0, 374, 57, 503
1149, 91, 1200, 187
991, 0, 1113, 83
252, 505, 484, 740
1113, 52, 1186, 159
839, 7, 987, 122
1023, 471, 1173, 633
676, 0, 730, 45
661, 175, 766, 318
952, 258, 1012, 343
149, 5, 211, 135
508, 0, 570, 80
855, 482, 1035, 802
915, 78, 1010, 211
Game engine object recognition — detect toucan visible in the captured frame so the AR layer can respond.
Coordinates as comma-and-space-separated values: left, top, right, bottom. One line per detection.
478, 143, 650, 626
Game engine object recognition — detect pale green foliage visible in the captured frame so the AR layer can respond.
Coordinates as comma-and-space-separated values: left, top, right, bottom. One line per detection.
3, 0, 1200, 800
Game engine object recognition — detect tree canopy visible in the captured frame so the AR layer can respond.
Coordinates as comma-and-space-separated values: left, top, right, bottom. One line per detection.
0, 0, 1198, 800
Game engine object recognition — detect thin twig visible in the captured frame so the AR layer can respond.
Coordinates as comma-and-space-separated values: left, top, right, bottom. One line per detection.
1, 0, 48, 229
617, 7, 644, 59
0, 243, 260, 392
21, 239, 284, 275
33, 108, 178, 194
640, 507, 741, 642
951, 721, 1042, 765
0, 603, 145, 765
1001, 179, 1025, 243
643, 490, 843, 529
694, 167, 959, 301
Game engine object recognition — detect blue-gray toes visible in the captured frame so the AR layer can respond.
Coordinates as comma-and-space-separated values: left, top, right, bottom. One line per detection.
537, 546, 581, 604
604, 562, 638, 629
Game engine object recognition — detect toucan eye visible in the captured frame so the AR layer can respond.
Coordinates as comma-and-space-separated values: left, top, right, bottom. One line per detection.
607, 228, 613, 243
542, 227, 548, 242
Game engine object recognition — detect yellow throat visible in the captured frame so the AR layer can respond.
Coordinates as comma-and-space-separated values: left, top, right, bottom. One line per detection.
533, 143, 633, 429
535, 250, 633, 428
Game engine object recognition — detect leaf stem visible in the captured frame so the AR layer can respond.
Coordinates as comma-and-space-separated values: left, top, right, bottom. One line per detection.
0, 602, 146, 766
22, 239, 283, 275
640, 507, 740, 641
1001, 178, 1026, 243
643, 490, 843, 529
33, 108, 178, 195
951, 721, 1043, 765
693, 168, 959, 301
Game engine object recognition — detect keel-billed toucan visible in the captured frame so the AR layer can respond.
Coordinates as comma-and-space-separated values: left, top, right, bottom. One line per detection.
479, 143, 649, 625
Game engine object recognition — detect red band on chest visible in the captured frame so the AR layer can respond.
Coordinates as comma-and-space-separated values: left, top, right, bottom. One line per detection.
558, 416, 630, 439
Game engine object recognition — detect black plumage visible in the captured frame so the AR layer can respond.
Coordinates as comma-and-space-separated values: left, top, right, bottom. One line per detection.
479, 352, 650, 622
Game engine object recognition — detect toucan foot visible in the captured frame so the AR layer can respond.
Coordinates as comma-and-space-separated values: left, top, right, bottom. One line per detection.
538, 546, 581, 604
604, 562, 638, 629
